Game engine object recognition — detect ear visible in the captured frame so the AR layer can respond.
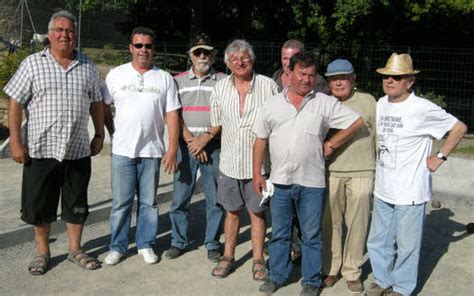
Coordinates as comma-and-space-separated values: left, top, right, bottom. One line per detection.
129, 44, 133, 54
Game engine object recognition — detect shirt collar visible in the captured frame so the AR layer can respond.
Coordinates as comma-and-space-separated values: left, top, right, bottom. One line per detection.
229, 71, 256, 93
188, 67, 218, 80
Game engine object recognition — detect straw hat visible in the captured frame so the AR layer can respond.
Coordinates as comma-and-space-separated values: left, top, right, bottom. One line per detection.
376, 53, 420, 75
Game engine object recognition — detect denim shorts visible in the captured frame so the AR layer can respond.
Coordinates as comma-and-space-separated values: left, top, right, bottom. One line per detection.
21, 157, 91, 225
217, 171, 265, 213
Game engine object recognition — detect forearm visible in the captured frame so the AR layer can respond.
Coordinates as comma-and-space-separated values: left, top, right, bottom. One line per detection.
7, 99, 23, 144
253, 138, 267, 177
327, 117, 364, 149
439, 121, 468, 156
180, 118, 194, 142
167, 110, 180, 153
90, 102, 105, 135
104, 104, 114, 136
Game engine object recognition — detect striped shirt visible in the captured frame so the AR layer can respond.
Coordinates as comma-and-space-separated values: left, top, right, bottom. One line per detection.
3, 47, 102, 161
174, 68, 226, 135
210, 73, 278, 179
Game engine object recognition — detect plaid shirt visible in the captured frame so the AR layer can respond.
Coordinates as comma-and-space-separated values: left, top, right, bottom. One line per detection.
3, 47, 102, 161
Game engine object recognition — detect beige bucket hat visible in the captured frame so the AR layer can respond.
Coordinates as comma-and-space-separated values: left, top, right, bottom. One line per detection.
376, 53, 420, 75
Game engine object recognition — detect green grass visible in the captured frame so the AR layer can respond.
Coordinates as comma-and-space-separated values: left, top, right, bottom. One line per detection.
454, 146, 474, 155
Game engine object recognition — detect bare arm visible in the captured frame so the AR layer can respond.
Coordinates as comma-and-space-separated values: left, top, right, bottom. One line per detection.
104, 103, 115, 136
427, 120, 468, 172
187, 126, 221, 156
8, 98, 29, 164
163, 110, 180, 174
252, 137, 268, 197
324, 117, 364, 159
89, 101, 105, 156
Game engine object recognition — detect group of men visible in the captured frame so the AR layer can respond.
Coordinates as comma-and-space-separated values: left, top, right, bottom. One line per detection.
5, 10, 467, 296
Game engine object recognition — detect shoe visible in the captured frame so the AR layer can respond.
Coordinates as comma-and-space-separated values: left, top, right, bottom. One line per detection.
347, 279, 364, 293
259, 279, 281, 294
104, 251, 125, 266
323, 275, 340, 287
207, 249, 222, 262
300, 284, 321, 296
365, 282, 388, 296
165, 246, 185, 259
138, 248, 158, 264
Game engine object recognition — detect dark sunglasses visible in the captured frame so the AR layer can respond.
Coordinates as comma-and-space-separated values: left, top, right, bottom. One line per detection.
382, 75, 405, 81
132, 43, 154, 49
192, 48, 212, 56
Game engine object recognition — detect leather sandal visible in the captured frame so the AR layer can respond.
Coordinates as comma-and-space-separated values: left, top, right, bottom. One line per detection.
28, 253, 50, 275
211, 256, 235, 279
68, 249, 100, 270
252, 258, 268, 281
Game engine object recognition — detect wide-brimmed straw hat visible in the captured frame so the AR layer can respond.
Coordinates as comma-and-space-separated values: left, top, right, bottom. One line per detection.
376, 53, 420, 75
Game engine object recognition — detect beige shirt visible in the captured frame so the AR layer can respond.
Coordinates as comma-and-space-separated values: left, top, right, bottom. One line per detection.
210, 73, 279, 179
253, 89, 360, 188
328, 91, 377, 177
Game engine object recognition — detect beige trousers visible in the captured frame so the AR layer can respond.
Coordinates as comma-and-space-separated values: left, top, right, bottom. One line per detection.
323, 176, 372, 281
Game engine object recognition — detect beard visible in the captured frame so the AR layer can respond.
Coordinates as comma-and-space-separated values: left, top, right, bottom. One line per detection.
194, 62, 211, 74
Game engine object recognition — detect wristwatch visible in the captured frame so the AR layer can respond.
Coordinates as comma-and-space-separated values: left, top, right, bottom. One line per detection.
436, 152, 447, 161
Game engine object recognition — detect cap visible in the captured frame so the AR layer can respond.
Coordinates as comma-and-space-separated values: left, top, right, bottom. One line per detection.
190, 33, 214, 52
325, 59, 354, 76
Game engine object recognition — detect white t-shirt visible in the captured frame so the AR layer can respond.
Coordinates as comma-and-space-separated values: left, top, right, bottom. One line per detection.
102, 63, 181, 158
374, 92, 457, 205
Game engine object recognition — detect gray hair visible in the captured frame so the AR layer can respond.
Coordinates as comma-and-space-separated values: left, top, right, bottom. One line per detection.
282, 39, 304, 51
48, 10, 77, 32
224, 39, 256, 64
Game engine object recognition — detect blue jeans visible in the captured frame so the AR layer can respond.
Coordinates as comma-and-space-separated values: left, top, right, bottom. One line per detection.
268, 184, 325, 287
367, 197, 426, 295
169, 139, 224, 250
109, 154, 161, 254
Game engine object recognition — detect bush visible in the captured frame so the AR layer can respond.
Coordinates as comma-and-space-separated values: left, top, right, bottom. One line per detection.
0, 50, 29, 99
416, 89, 447, 108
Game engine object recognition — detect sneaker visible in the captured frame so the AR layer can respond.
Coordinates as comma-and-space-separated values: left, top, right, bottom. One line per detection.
365, 282, 388, 296
259, 279, 281, 294
165, 246, 185, 259
323, 275, 340, 287
300, 284, 321, 296
207, 249, 222, 262
347, 279, 364, 293
138, 248, 158, 264
104, 251, 124, 265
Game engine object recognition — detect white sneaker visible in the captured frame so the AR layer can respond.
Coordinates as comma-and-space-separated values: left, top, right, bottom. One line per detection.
138, 248, 158, 264
104, 251, 124, 265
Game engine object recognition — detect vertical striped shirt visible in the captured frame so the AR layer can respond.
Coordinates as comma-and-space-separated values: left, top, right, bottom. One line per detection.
210, 73, 278, 179
3, 47, 102, 161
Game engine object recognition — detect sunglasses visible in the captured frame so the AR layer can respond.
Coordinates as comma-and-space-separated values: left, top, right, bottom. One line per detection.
132, 43, 154, 49
193, 48, 212, 56
382, 75, 406, 81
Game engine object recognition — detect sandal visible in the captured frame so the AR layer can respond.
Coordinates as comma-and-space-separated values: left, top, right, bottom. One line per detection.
211, 256, 235, 279
28, 253, 50, 275
252, 258, 268, 281
68, 249, 100, 270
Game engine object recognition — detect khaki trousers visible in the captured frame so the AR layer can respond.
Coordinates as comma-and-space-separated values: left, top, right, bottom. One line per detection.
323, 176, 372, 281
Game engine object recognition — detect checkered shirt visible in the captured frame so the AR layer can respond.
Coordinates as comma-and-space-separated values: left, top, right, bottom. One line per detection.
3, 47, 102, 161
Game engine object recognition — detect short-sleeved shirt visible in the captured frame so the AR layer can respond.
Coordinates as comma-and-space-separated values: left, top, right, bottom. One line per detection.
210, 73, 279, 179
3, 47, 102, 161
374, 92, 458, 205
253, 88, 360, 188
101, 63, 181, 158
174, 68, 226, 135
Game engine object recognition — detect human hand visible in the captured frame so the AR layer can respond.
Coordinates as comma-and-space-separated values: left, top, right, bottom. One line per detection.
426, 155, 444, 173
194, 150, 208, 163
10, 141, 29, 164
90, 136, 104, 156
187, 134, 210, 156
323, 141, 335, 160
253, 174, 267, 197
162, 150, 178, 174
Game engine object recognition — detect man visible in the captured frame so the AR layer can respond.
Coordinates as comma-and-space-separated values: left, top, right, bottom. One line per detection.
322, 59, 376, 293
4, 10, 103, 274
272, 39, 330, 94
102, 27, 180, 265
209, 39, 279, 280
253, 52, 364, 295
165, 33, 226, 262
366, 53, 467, 296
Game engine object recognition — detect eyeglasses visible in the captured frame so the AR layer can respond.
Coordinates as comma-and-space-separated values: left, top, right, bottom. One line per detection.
50, 28, 74, 34
382, 75, 406, 81
229, 57, 251, 65
132, 43, 154, 49
193, 48, 212, 56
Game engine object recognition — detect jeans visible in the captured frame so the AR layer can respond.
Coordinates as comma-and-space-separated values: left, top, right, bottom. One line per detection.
268, 184, 325, 287
109, 154, 160, 254
367, 197, 426, 295
169, 139, 223, 250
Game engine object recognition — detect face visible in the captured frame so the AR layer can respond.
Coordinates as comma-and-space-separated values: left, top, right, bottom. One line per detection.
328, 74, 355, 101
129, 33, 155, 69
281, 47, 300, 74
289, 63, 316, 96
190, 48, 214, 74
48, 17, 75, 52
227, 50, 253, 78
382, 75, 415, 100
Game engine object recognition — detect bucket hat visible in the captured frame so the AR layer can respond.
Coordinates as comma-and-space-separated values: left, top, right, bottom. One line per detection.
376, 53, 420, 75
